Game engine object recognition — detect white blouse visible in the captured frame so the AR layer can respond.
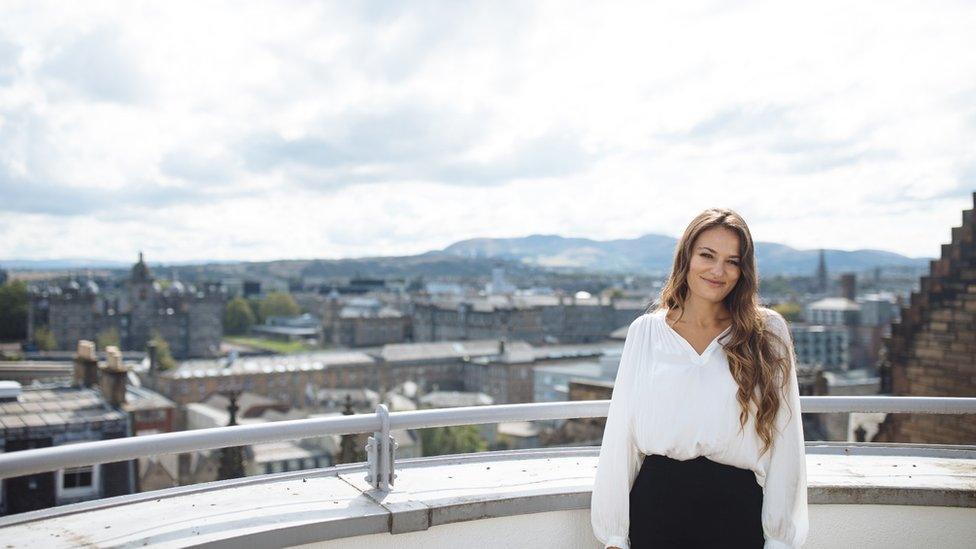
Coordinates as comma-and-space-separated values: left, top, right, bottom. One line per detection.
590, 307, 808, 549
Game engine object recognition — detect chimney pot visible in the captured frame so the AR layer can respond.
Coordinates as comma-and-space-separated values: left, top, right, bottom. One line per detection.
105, 346, 123, 371
77, 340, 96, 361
101, 346, 128, 408
74, 340, 99, 388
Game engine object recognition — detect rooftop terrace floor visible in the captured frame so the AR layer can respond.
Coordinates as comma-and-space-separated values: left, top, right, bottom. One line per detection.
1, 444, 974, 548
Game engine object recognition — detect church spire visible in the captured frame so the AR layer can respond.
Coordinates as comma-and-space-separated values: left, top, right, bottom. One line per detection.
816, 249, 828, 293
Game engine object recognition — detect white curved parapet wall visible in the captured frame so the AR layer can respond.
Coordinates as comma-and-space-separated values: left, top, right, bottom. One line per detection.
1, 445, 974, 548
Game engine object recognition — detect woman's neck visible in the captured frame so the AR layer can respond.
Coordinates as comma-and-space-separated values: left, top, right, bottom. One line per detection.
669, 297, 730, 329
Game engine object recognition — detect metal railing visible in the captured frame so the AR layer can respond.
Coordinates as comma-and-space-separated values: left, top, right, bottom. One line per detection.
1, 396, 974, 490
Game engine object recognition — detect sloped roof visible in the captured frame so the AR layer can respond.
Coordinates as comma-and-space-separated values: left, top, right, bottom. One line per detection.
419, 390, 493, 408
380, 339, 532, 363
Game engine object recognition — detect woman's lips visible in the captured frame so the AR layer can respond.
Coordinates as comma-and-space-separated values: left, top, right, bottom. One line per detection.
703, 278, 724, 287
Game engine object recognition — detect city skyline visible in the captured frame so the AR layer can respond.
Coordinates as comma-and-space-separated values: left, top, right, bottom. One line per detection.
0, 228, 939, 268
1, 1, 974, 262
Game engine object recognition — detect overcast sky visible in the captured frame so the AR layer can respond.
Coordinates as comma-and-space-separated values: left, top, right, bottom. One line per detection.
1, 1, 974, 263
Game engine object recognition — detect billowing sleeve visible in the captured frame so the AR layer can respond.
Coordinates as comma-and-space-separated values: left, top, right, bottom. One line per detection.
761, 311, 809, 549
590, 314, 647, 549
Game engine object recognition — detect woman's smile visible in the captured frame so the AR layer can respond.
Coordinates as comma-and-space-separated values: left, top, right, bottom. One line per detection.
702, 277, 725, 288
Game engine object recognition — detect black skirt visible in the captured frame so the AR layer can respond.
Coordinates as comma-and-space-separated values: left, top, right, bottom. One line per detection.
628, 453, 765, 549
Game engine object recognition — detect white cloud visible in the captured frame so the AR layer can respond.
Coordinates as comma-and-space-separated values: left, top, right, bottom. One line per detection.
0, 0, 974, 263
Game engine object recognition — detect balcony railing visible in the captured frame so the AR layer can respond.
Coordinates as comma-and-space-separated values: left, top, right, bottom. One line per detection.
2, 396, 975, 548
1, 396, 974, 489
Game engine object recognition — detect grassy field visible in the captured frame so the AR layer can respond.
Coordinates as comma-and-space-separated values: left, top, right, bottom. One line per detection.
224, 336, 320, 354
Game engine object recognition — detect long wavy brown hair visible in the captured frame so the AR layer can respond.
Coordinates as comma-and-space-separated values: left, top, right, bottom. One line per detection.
643, 208, 795, 456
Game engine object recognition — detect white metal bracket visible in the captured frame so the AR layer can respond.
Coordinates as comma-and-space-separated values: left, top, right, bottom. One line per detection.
365, 404, 398, 491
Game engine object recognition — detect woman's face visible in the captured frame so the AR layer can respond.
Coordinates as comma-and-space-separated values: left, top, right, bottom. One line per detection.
686, 226, 742, 304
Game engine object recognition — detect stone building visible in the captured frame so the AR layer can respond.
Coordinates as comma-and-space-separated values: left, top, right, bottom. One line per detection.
411, 298, 545, 344
321, 294, 408, 347
0, 345, 136, 516
154, 337, 608, 410
28, 253, 225, 358
410, 294, 645, 345
183, 392, 341, 478
539, 294, 644, 344
0, 384, 133, 515
156, 350, 379, 407
789, 323, 851, 370
800, 290, 900, 370
875, 192, 976, 444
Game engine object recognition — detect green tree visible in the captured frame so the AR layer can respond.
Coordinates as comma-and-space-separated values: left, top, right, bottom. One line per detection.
223, 297, 256, 335
419, 425, 488, 457
149, 331, 178, 371
0, 280, 28, 341
259, 292, 300, 321
34, 326, 56, 351
772, 302, 803, 322
246, 297, 263, 324
96, 327, 120, 349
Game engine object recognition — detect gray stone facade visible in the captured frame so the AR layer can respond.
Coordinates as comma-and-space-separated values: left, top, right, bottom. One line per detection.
28, 254, 224, 359
0, 384, 133, 516
321, 294, 409, 347
411, 295, 645, 345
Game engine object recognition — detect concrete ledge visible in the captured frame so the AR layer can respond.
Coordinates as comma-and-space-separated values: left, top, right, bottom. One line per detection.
1, 445, 974, 548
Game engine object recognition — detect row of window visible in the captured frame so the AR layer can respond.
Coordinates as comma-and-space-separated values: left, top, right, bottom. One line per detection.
263, 456, 327, 474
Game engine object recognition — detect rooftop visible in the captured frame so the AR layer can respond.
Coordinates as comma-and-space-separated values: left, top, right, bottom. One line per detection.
0, 445, 973, 548
809, 297, 861, 310
1, 397, 974, 548
378, 339, 532, 363
418, 390, 494, 408
534, 360, 608, 378
169, 350, 377, 379
0, 386, 126, 433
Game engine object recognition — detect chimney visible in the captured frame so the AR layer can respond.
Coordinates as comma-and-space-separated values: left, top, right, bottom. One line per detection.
101, 346, 128, 408
147, 340, 158, 374
74, 340, 99, 388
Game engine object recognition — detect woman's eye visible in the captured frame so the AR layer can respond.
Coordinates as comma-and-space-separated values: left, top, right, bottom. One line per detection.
700, 253, 712, 258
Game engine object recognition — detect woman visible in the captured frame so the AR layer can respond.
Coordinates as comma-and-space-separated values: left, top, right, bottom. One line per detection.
590, 208, 808, 549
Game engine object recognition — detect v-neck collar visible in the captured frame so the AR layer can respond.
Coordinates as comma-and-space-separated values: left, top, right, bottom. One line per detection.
656, 309, 732, 362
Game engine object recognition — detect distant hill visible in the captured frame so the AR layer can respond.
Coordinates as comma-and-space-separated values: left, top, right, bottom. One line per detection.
1, 233, 932, 278
439, 233, 932, 276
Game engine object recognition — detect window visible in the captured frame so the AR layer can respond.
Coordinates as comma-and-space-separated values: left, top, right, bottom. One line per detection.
57, 464, 100, 500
